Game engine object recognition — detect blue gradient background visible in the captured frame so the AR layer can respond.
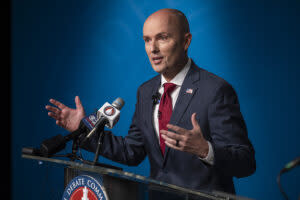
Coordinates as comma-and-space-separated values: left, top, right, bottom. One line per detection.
12, 0, 300, 199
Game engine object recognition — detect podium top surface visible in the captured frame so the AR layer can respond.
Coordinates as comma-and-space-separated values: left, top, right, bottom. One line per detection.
22, 154, 253, 200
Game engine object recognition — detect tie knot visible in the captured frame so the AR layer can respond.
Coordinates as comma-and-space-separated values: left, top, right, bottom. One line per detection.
163, 83, 177, 94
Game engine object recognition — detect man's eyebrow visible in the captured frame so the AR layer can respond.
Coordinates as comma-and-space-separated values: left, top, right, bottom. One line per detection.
143, 32, 171, 39
157, 32, 170, 35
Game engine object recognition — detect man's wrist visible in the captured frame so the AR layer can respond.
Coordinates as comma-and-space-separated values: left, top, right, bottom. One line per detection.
198, 141, 214, 165
198, 141, 209, 158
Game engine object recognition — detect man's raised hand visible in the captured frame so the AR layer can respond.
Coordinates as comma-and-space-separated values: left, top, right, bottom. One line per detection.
160, 113, 209, 158
45, 96, 86, 132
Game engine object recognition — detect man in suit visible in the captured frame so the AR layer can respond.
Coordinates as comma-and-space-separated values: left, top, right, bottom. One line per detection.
46, 8, 255, 196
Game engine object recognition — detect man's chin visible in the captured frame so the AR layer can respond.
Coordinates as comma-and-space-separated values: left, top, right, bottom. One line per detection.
151, 64, 167, 74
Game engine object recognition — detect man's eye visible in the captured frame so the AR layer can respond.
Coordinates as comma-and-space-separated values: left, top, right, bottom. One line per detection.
160, 36, 168, 40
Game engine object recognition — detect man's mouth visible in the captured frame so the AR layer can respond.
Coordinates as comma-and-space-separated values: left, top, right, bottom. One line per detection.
152, 56, 163, 64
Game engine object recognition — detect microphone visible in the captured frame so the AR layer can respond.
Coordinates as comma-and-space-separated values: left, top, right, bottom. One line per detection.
281, 156, 300, 173
152, 92, 161, 105
85, 97, 125, 139
22, 130, 82, 157
277, 156, 300, 200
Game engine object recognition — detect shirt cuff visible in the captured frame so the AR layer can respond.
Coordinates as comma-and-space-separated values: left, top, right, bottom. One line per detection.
198, 141, 214, 165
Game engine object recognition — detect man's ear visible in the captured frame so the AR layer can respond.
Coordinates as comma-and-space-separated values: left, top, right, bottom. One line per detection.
184, 33, 192, 51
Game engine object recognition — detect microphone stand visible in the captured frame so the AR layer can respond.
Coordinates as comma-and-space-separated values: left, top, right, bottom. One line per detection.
70, 138, 80, 161
92, 125, 105, 166
79, 124, 123, 171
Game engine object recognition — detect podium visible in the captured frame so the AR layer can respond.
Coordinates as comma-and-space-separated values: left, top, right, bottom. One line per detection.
22, 154, 254, 200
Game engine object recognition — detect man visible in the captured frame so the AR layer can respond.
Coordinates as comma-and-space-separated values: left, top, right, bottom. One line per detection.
46, 8, 255, 196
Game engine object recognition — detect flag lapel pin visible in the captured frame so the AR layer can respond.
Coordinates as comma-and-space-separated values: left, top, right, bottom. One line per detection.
185, 88, 193, 94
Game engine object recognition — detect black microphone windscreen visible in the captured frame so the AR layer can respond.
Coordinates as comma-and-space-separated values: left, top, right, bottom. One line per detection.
39, 134, 66, 157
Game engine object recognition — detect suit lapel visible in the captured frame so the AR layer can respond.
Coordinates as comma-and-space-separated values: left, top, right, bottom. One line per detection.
143, 76, 164, 162
163, 62, 200, 163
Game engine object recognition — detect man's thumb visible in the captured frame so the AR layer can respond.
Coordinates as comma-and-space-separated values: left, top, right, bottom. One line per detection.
75, 96, 83, 109
191, 113, 200, 130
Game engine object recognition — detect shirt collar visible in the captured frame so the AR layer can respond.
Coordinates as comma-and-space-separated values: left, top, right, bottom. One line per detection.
161, 58, 191, 87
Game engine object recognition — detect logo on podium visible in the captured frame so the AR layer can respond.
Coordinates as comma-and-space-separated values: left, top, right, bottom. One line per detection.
62, 175, 109, 200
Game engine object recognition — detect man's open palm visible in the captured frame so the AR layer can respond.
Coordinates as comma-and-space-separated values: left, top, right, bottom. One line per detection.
45, 96, 85, 132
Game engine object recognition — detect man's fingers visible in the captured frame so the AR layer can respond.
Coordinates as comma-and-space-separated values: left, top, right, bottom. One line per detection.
49, 98, 66, 110
161, 133, 177, 146
161, 129, 183, 141
166, 124, 186, 134
56, 120, 64, 127
48, 111, 60, 120
165, 140, 180, 150
45, 105, 61, 115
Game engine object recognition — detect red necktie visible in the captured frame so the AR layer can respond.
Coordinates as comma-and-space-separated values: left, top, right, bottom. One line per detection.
158, 83, 177, 155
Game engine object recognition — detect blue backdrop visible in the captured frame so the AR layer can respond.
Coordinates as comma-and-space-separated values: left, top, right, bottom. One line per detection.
12, 0, 300, 199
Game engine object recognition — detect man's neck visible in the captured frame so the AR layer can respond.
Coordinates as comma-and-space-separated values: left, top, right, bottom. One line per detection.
163, 57, 189, 82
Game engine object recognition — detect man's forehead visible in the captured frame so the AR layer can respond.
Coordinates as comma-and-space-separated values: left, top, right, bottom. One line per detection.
143, 13, 178, 35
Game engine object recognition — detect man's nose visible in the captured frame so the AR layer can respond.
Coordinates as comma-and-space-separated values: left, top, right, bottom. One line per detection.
150, 40, 159, 54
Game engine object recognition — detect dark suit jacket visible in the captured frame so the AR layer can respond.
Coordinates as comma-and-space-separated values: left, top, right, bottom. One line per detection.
83, 60, 256, 194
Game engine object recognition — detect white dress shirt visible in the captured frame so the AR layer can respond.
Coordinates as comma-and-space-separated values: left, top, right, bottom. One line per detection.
153, 58, 214, 165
